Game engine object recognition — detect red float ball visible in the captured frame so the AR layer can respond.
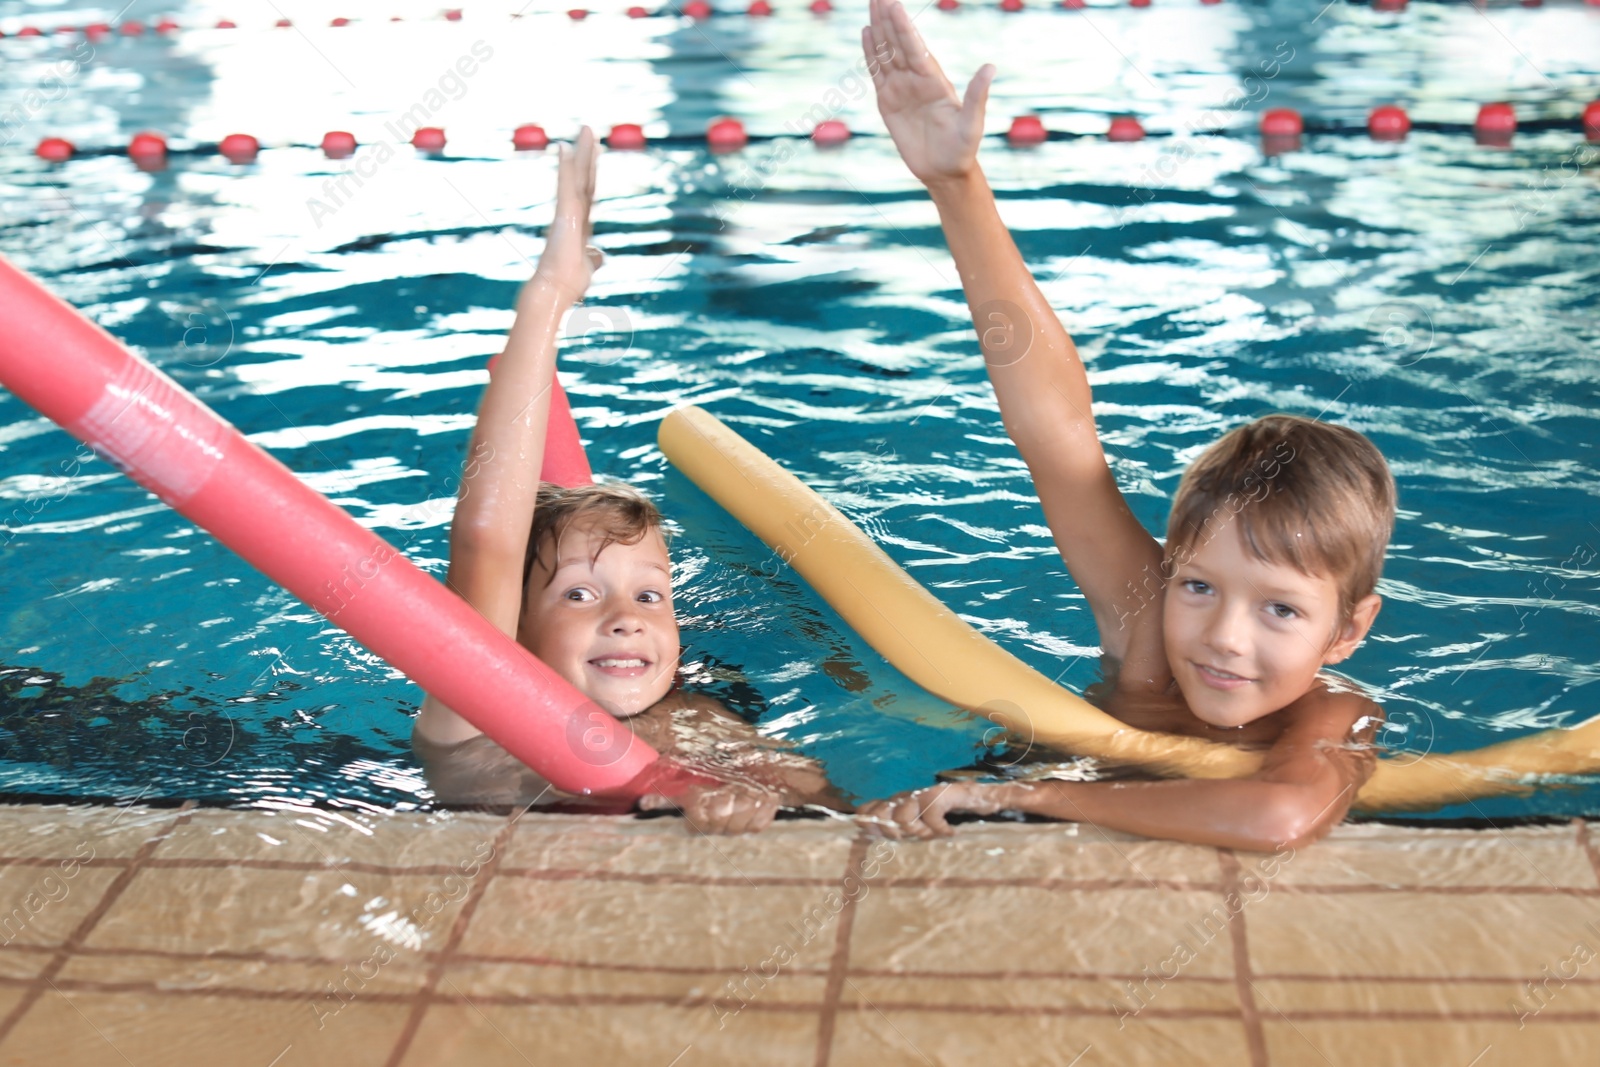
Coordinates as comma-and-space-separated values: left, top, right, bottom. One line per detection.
748, 0, 774, 13
1373, 0, 1406, 10
1583, 100, 1600, 140
627, 4, 650, 14
568, 8, 588, 17
445, 9, 464, 20
85, 22, 113, 38
17, 26, 43, 36
1129, 0, 1151, 7
118, 21, 144, 35
1475, 102, 1516, 134
275, 18, 292, 27
219, 133, 259, 163
937, 0, 959, 8
156, 17, 179, 33
684, 0, 713, 15
1259, 108, 1303, 136
513, 124, 550, 150
1367, 104, 1410, 140
331, 17, 351, 27
810, 0, 833, 12
35, 138, 75, 163
608, 124, 647, 150
1007, 115, 1047, 144
1000, 0, 1023, 10
1060, 0, 1086, 7
1107, 116, 1145, 142
707, 117, 748, 150
1200, 0, 1222, 5
812, 120, 851, 144
216, 19, 237, 29
321, 130, 358, 158
412, 127, 447, 152
128, 132, 168, 159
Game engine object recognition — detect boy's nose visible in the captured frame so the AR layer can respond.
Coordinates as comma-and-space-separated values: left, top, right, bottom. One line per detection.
604, 604, 645, 635
1202, 605, 1248, 657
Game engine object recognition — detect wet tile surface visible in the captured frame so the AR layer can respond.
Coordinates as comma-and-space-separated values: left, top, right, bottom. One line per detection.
0, 802, 1595, 1066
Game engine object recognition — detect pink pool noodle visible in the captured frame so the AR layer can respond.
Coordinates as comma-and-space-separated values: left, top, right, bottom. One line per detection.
0, 256, 705, 799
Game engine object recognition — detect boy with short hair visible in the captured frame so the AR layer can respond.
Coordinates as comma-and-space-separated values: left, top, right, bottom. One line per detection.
855, 0, 1393, 850
414, 128, 841, 833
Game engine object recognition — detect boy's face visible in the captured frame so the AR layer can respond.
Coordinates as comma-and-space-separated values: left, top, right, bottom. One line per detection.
518, 520, 679, 719
1162, 519, 1379, 728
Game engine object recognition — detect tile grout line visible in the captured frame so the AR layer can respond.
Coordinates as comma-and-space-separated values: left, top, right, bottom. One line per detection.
4, 972, 1600, 1023
1574, 819, 1600, 887
380, 808, 521, 1067
1218, 850, 1270, 1067
0, 802, 196, 1046
812, 833, 871, 1067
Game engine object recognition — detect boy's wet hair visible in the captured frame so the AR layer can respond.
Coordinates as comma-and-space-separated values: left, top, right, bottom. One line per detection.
1165, 415, 1396, 622
522, 481, 667, 596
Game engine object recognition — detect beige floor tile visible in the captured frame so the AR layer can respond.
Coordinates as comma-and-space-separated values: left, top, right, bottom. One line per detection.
867, 823, 1223, 886
830, 1010, 1249, 1067
844, 973, 1241, 1015
0, 988, 412, 1067
1247, 890, 1600, 978
1281, 822, 1596, 888
0, 866, 121, 948
55, 948, 432, 996
1263, 1019, 1600, 1066
443, 957, 829, 1004
83, 867, 472, 961
460, 878, 845, 972
155, 807, 506, 870
400, 1002, 820, 1067
0, 804, 182, 861
502, 814, 857, 880
1251, 976, 1600, 1018
0, 946, 51, 981
850, 886, 1240, 979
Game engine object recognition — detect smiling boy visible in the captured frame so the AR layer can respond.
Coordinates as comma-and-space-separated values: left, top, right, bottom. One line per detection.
855, 0, 1395, 850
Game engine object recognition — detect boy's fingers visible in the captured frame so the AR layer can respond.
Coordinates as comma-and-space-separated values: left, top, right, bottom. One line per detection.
889, 1, 931, 75
962, 63, 995, 125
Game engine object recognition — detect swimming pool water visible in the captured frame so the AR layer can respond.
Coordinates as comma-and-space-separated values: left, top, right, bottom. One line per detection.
1, 0, 1597, 820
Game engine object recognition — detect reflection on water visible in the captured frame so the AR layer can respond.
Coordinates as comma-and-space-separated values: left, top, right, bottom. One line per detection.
0, 0, 1596, 818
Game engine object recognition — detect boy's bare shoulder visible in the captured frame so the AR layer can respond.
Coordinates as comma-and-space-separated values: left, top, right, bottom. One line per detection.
1255, 679, 1384, 787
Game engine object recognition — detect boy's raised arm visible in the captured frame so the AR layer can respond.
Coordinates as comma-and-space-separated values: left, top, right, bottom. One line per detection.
865, 0, 1164, 656
417, 129, 603, 743
445, 127, 605, 640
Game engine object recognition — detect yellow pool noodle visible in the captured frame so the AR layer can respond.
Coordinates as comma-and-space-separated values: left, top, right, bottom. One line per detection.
659, 405, 1600, 812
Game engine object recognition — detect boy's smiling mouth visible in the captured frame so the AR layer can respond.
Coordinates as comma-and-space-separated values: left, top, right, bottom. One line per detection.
589, 655, 651, 677
1194, 662, 1254, 689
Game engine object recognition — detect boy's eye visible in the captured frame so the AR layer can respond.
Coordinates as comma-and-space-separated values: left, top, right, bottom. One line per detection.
564, 587, 596, 602
1182, 579, 1211, 595
638, 590, 664, 604
1268, 602, 1298, 620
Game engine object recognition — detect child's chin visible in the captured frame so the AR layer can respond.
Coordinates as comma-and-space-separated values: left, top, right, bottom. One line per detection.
594, 684, 672, 719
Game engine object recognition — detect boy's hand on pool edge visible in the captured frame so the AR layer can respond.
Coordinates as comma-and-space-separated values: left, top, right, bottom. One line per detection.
638, 780, 783, 835
863, 0, 995, 190
857, 782, 1007, 839
528, 125, 605, 307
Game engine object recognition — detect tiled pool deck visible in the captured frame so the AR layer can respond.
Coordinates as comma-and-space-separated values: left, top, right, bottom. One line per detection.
0, 803, 1595, 1066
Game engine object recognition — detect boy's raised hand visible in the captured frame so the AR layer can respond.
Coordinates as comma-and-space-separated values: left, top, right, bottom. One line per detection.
863, 0, 996, 188
531, 125, 605, 305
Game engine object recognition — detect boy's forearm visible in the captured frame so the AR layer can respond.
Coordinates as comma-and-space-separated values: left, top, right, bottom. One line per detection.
449, 278, 574, 554
988, 778, 1333, 852
924, 171, 1094, 454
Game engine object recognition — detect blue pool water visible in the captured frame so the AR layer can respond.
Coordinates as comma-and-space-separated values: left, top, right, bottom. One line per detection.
0, 0, 1597, 820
